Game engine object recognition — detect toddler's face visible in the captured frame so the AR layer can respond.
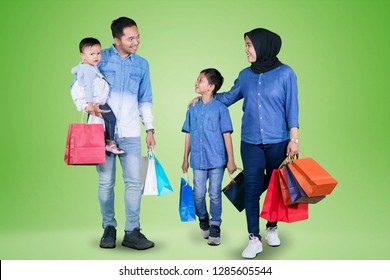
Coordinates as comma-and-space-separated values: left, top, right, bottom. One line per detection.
81, 44, 101, 66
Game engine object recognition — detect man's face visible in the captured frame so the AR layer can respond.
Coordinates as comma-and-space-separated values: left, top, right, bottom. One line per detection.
114, 25, 140, 57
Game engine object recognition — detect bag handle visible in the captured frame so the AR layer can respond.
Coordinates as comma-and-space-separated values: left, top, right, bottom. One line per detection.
278, 154, 300, 169
80, 111, 96, 124
228, 167, 243, 182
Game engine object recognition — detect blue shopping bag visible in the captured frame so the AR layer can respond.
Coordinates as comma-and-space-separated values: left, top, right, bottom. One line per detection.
154, 153, 173, 196
179, 176, 196, 222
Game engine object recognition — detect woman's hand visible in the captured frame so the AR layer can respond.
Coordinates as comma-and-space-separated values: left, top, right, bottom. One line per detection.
287, 141, 299, 157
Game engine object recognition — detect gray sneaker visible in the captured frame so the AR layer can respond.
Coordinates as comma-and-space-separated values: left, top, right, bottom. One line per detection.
122, 228, 155, 250
99, 225, 116, 249
207, 225, 221, 246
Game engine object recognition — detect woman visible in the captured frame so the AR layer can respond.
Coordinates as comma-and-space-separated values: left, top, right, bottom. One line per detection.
214, 28, 300, 258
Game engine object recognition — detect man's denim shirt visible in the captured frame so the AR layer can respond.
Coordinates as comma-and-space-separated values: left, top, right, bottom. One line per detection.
215, 64, 299, 145
182, 98, 233, 170
98, 45, 154, 138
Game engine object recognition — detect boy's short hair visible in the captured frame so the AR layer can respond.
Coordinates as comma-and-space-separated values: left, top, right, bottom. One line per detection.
111, 17, 137, 39
200, 68, 224, 94
79, 37, 101, 53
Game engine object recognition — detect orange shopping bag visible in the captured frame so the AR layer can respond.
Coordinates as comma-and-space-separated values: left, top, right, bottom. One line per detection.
288, 158, 338, 197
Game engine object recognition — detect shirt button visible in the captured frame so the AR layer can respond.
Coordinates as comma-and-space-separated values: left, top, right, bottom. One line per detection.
258, 93, 260, 96
260, 117, 262, 119
261, 129, 263, 131
259, 82, 261, 84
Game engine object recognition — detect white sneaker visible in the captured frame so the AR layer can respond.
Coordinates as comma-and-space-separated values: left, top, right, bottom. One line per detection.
242, 234, 263, 259
265, 226, 280, 247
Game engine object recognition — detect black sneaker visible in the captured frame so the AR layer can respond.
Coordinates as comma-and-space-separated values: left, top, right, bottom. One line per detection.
122, 228, 155, 250
99, 225, 116, 248
199, 216, 210, 239
208, 225, 221, 246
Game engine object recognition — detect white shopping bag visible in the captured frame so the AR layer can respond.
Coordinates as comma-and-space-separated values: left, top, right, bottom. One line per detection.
142, 151, 158, 195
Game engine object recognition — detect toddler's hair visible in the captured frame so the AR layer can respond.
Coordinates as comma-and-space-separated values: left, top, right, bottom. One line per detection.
200, 68, 224, 94
79, 37, 101, 53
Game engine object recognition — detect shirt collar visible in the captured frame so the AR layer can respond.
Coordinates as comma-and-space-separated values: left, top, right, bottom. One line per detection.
109, 44, 134, 61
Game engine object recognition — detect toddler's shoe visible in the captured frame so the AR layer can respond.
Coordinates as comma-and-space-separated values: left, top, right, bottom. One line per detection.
106, 144, 125, 154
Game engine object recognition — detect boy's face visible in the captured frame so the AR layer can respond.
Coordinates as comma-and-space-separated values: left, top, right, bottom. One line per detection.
114, 25, 140, 57
195, 73, 214, 95
81, 44, 101, 66
244, 36, 256, 63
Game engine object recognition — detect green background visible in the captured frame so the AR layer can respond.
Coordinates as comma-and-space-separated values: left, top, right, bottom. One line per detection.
0, 0, 389, 260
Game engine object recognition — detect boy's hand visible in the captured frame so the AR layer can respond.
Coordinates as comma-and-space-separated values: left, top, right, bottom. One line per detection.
227, 161, 237, 175
182, 160, 189, 173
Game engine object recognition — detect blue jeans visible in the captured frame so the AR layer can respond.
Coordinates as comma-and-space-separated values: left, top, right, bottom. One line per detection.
100, 103, 116, 142
193, 168, 225, 227
96, 136, 142, 231
240, 140, 289, 240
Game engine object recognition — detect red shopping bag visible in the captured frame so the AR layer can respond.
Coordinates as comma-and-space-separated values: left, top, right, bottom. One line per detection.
260, 169, 308, 223
289, 158, 338, 197
64, 123, 106, 165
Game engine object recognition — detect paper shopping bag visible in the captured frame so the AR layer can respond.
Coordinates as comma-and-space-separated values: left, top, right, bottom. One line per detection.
222, 169, 245, 212
279, 167, 293, 205
64, 123, 106, 165
285, 165, 325, 204
142, 152, 158, 195
179, 177, 196, 222
260, 169, 308, 223
154, 153, 173, 196
289, 158, 338, 197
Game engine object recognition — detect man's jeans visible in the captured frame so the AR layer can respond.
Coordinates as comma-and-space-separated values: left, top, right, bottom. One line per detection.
193, 168, 225, 227
97, 136, 142, 231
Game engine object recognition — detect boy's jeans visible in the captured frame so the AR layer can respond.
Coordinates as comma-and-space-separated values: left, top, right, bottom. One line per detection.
193, 168, 225, 227
96, 136, 142, 232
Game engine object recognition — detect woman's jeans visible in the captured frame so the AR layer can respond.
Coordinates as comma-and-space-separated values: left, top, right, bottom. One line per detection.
193, 168, 225, 227
241, 140, 289, 240
96, 136, 142, 232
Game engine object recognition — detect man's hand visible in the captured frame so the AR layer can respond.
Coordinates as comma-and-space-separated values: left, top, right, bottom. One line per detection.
146, 131, 156, 149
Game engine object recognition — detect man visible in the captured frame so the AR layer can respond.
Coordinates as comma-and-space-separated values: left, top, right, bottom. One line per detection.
94, 17, 155, 250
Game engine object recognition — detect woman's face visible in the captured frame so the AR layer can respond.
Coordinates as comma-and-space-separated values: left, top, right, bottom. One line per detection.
244, 36, 256, 63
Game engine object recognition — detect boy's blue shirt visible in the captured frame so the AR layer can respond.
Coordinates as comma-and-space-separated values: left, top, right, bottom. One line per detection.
182, 98, 233, 170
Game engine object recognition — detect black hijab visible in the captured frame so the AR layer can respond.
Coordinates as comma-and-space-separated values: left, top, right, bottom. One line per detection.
244, 28, 283, 74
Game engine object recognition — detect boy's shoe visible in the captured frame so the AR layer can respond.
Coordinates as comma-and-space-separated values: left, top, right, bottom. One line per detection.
265, 226, 280, 247
99, 225, 116, 248
106, 144, 125, 154
122, 228, 155, 250
242, 234, 263, 259
207, 225, 221, 246
199, 217, 210, 239
201, 229, 210, 239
